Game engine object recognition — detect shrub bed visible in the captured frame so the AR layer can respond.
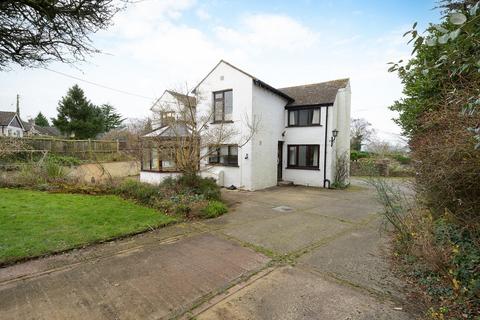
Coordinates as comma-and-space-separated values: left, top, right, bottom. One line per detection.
113, 175, 226, 220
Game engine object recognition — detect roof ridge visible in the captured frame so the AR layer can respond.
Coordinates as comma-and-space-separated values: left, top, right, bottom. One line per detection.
192, 59, 294, 102
278, 78, 349, 90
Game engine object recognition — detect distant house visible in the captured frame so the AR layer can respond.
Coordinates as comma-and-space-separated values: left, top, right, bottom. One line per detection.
140, 60, 351, 190
22, 120, 61, 137
150, 90, 197, 129
0, 111, 24, 137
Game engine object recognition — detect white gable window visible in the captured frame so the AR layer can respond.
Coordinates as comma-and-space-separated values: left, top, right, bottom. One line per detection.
213, 90, 233, 122
288, 107, 320, 127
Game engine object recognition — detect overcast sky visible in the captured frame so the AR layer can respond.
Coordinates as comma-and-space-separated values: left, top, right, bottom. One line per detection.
0, 0, 440, 143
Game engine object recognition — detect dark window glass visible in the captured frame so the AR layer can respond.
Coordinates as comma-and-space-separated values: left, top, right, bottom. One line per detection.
287, 145, 319, 168
288, 108, 320, 126
209, 145, 238, 165
213, 90, 233, 122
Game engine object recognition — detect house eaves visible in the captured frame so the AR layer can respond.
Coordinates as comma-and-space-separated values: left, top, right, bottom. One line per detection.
192, 59, 294, 103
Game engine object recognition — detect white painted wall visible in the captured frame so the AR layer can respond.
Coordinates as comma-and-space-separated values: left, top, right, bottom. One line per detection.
196, 61, 255, 190
332, 83, 351, 184
0, 125, 23, 137
140, 171, 180, 185
251, 84, 288, 190
282, 107, 328, 187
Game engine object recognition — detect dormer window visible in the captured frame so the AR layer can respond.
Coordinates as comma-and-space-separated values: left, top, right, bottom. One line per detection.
213, 90, 233, 123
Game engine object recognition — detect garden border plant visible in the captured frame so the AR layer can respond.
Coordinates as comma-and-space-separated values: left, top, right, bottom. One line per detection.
380, 1, 480, 318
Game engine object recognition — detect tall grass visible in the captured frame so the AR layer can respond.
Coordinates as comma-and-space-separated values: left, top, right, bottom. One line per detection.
366, 177, 413, 243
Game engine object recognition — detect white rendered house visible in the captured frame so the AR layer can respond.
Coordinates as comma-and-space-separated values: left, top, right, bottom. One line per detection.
0, 111, 24, 137
140, 60, 351, 190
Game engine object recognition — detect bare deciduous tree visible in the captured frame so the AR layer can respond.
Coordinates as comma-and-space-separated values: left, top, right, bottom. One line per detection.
0, 0, 126, 70
350, 118, 375, 151
333, 151, 349, 188
148, 86, 260, 176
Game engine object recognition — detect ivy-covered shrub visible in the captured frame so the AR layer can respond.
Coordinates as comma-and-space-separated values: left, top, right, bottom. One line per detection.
386, 2, 480, 318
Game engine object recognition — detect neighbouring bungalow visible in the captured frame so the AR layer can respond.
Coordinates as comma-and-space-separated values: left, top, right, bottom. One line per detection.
0, 111, 24, 137
140, 60, 351, 191
22, 120, 61, 137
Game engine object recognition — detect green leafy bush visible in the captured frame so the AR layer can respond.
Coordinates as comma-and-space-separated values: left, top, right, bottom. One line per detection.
160, 174, 221, 200
114, 176, 223, 220
174, 203, 191, 216
115, 179, 161, 205
46, 154, 82, 166
201, 201, 228, 219
392, 154, 411, 165
350, 150, 370, 161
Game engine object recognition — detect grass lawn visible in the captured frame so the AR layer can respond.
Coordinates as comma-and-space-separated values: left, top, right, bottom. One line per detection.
0, 188, 176, 265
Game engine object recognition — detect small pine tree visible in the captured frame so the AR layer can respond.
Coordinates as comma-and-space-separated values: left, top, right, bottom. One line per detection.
100, 103, 124, 132
34, 112, 49, 127
52, 85, 105, 139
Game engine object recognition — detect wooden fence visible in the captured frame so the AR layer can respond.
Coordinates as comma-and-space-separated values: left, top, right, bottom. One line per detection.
0, 136, 121, 160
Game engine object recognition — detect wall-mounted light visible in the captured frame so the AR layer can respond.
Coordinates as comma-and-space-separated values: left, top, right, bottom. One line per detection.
330, 129, 339, 147
244, 153, 249, 159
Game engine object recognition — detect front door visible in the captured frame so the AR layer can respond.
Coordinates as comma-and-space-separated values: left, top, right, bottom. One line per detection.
277, 141, 284, 181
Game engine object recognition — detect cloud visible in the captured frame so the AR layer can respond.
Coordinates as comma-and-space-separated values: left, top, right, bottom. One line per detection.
196, 8, 211, 21
215, 14, 318, 52
0, 3, 412, 142
109, 0, 197, 39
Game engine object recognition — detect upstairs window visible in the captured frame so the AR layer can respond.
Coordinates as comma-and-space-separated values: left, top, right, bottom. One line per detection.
160, 111, 175, 124
287, 145, 319, 169
288, 108, 320, 127
209, 145, 238, 166
213, 90, 233, 122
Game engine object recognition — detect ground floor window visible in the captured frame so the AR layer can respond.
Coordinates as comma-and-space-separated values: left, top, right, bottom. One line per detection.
208, 145, 238, 166
141, 147, 177, 172
287, 144, 319, 169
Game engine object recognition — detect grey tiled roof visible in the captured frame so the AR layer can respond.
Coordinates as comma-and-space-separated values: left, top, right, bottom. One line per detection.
165, 90, 197, 106
279, 78, 350, 106
37, 126, 61, 136
0, 111, 16, 126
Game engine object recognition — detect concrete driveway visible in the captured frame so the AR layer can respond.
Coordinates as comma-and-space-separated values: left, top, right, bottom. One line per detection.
0, 180, 414, 319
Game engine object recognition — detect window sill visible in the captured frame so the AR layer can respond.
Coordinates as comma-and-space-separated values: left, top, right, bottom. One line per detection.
141, 169, 181, 173
286, 166, 320, 171
208, 163, 239, 167
211, 120, 234, 124
286, 124, 322, 128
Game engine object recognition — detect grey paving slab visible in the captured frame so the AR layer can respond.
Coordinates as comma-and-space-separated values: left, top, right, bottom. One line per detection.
221, 212, 351, 254
0, 233, 269, 320
299, 218, 408, 299
197, 266, 412, 320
